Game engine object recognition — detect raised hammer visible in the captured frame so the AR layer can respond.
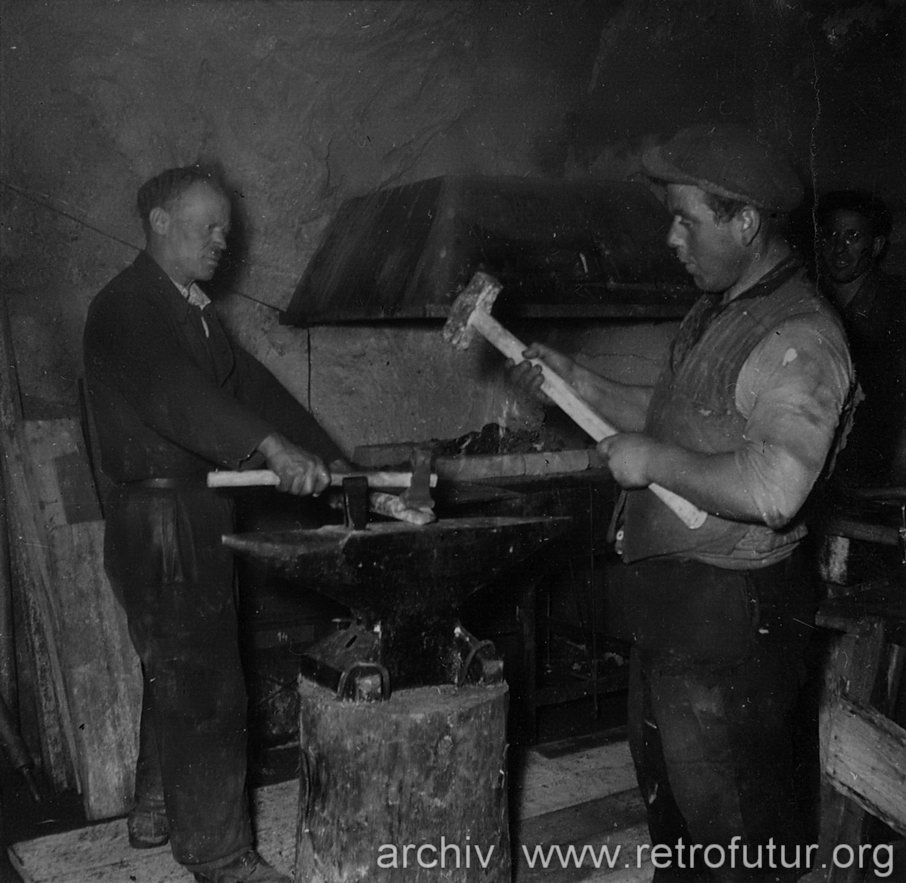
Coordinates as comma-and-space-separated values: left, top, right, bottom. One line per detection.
442, 271, 707, 530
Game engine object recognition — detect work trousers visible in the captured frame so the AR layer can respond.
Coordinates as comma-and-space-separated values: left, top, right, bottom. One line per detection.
616, 552, 818, 882
104, 485, 252, 871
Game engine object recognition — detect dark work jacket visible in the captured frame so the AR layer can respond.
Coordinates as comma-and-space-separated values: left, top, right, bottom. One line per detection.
621, 260, 848, 566
83, 251, 342, 483
831, 270, 906, 487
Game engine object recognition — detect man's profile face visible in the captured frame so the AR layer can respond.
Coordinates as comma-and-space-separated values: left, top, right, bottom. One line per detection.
665, 184, 746, 293
152, 181, 231, 286
819, 209, 879, 286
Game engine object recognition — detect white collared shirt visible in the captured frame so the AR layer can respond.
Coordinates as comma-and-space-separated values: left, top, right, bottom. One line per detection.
173, 280, 212, 337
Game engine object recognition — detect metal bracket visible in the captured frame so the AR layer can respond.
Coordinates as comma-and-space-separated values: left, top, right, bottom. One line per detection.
342, 475, 369, 530
454, 624, 502, 687
336, 662, 391, 702
298, 747, 318, 824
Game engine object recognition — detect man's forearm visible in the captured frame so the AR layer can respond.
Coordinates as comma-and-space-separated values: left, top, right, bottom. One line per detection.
570, 366, 654, 433
602, 424, 828, 529
256, 432, 285, 460
641, 444, 761, 522
511, 343, 654, 433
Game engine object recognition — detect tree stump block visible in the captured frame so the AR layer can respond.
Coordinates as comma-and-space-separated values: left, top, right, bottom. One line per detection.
294, 679, 510, 881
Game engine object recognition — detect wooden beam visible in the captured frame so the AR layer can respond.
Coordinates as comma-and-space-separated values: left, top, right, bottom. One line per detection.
0, 295, 78, 792
824, 695, 906, 838
435, 450, 599, 482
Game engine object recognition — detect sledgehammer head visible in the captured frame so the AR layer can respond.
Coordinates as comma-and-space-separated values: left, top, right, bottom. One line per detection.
442, 271, 504, 350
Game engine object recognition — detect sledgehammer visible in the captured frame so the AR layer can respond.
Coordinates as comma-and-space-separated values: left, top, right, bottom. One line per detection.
442, 271, 707, 530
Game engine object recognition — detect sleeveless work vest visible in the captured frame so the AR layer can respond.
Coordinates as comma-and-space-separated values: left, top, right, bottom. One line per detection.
620, 259, 847, 567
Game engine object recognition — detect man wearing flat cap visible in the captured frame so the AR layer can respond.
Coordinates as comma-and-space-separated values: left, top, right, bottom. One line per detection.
509, 124, 854, 880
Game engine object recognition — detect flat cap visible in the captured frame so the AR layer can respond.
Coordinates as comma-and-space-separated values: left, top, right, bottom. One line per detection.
641, 123, 803, 212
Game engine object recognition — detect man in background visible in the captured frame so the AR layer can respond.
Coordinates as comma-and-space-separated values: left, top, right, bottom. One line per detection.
510, 124, 854, 880
816, 189, 906, 488
84, 165, 346, 883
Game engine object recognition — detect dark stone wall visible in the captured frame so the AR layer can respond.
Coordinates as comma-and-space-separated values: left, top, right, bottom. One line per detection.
0, 0, 607, 422
1, 0, 902, 441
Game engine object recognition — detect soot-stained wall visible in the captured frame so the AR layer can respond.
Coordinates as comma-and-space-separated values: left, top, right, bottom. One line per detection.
1, 0, 903, 455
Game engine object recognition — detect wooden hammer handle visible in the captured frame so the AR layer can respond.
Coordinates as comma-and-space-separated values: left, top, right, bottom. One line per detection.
468, 308, 707, 530
207, 469, 437, 489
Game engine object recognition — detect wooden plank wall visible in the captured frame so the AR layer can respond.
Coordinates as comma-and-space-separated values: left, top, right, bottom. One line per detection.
1, 297, 77, 794
1, 295, 141, 820
23, 419, 141, 819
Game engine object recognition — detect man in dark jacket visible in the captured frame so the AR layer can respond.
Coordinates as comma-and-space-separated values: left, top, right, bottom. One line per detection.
816, 189, 906, 488
84, 165, 345, 883
509, 125, 854, 880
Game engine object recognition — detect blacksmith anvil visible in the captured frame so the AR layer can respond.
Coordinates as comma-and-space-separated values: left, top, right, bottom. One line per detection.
222, 515, 570, 699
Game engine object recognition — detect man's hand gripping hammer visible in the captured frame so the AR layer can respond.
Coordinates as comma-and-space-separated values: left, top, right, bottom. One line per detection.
442, 271, 707, 530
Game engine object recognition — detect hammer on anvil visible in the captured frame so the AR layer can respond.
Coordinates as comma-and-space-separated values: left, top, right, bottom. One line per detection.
207, 462, 438, 526
442, 271, 707, 530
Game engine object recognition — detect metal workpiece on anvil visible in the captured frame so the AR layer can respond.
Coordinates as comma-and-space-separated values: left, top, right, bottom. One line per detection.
221, 515, 571, 695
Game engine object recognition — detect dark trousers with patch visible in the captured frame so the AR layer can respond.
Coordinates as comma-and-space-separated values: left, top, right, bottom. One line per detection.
104, 485, 252, 870
617, 552, 818, 882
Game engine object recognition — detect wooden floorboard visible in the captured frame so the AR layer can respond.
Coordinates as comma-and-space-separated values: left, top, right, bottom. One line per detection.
514, 790, 651, 882
9, 737, 650, 882
512, 731, 639, 822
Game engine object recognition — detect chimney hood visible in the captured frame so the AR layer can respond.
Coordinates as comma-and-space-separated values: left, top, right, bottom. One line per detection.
281, 175, 698, 326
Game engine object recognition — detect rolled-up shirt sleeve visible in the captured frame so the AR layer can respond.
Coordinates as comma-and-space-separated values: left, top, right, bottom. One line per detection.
734, 314, 853, 527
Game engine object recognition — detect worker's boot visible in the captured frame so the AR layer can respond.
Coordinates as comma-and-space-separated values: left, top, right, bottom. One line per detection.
129, 690, 169, 848
193, 850, 291, 882
127, 795, 169, 849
